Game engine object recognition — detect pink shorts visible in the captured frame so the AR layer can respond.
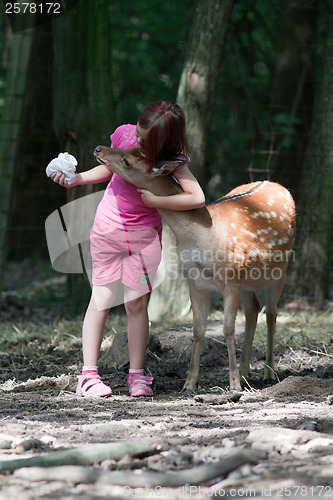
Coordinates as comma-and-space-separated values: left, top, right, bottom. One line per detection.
90, 215, 162, 292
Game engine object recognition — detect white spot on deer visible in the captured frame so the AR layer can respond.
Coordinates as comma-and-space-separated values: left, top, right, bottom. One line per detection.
270, 211, 277, 218
232, 236, 238, 244
240, 228, 257, 238
277, 237, 289, 245
248, 249, 261, 258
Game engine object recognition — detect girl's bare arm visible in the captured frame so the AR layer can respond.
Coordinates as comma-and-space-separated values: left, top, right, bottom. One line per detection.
138, 166, 205, 210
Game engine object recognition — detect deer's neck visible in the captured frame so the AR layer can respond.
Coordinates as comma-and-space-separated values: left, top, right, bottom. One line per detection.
146, 176, 212, 238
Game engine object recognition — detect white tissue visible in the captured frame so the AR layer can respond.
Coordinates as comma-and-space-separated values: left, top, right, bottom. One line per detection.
46, 152, 77, 181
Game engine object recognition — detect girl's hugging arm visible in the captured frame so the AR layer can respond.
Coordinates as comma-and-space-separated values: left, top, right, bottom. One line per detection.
137, 166, 205, 210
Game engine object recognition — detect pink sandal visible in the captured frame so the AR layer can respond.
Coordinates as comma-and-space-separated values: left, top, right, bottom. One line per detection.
128, 373, 153, 397
76, 374, 112, 397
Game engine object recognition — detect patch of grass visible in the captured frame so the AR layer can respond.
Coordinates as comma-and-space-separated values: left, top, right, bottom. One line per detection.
2, 259, 68, 304
33, 282, 67, 303
0, 313, 129, 382
256, 310, 333, 352
0, 314, 128, 356
209, 307, 333, 354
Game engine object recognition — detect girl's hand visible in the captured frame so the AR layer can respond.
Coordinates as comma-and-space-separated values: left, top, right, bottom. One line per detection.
51, 171, 78, 188
137, 188, 159, 207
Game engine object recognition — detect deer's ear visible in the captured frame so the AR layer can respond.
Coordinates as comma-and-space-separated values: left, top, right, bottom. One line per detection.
151, 154, 190, 176
152, 160, 182, 176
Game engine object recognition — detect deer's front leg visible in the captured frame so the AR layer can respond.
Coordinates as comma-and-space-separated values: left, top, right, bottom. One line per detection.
264, 278, 284, 381
183, 285, 210, 392
223, 286, 241, 391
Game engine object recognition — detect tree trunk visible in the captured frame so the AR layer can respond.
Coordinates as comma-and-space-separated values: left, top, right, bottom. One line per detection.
149, 0, 234, 321
289, 4, 333, 303
0, 28, 34, 302
52, 0, 114, 310
8, 22, 63, 261
177, 0, 234, 183
52, 1, 114, 151
148, 223, 191, 322
270, 0, 317, 192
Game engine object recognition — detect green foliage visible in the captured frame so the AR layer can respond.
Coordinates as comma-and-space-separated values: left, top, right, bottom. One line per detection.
0, 77, 4, 117
108, 0, 194, 124
206, 1, 279, 197
272, 113, 302, 148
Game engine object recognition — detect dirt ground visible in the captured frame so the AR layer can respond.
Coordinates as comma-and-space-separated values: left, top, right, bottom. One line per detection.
0, 307, 333, 500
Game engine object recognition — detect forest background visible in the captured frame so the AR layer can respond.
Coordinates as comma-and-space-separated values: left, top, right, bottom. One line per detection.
0, 0, 332, 318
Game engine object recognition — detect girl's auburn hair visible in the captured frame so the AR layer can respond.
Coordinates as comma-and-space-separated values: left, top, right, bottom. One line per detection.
138, 101, 189, 173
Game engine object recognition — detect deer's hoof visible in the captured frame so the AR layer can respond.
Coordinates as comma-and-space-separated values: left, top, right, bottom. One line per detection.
264, 369, 277, 383
181, 384, 197, 395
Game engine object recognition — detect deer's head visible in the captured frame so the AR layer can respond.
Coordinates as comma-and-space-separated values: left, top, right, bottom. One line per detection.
94, 145, 189, 189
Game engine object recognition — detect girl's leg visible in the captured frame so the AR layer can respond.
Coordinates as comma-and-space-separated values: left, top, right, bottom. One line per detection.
82, 282, 118, 367
124, 289, 153, 396
76, 283, 118, 397
124, 288, 149, 369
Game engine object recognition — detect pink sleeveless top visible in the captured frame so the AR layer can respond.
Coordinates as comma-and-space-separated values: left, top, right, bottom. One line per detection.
96, 124, 162, 230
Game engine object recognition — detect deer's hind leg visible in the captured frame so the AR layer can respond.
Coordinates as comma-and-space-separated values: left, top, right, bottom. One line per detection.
239, 290, 260, 382
183, 284, 210, 392
223, 285, 242, 391
264, 275, 285, 381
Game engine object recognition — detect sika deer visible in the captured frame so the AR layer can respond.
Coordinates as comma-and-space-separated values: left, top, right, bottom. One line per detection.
94, 145, 296, 391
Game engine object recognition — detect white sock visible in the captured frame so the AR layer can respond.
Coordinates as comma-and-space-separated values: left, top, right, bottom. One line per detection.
82, 365, 98, 374
129, 369, 144, 374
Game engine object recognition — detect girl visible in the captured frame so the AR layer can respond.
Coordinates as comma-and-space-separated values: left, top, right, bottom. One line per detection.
51, 101, 205, 397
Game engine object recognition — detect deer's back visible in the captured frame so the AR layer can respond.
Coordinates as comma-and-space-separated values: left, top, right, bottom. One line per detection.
183, 181, 296, 290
